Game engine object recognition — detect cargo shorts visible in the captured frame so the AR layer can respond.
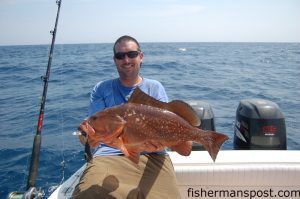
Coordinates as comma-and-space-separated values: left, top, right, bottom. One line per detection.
72, 153, 181, 199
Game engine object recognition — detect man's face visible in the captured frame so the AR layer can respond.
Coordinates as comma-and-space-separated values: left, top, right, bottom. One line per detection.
113, 41, 143, 82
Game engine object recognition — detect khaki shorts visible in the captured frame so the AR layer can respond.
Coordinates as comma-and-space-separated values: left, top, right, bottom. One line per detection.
72, 154, 180, 199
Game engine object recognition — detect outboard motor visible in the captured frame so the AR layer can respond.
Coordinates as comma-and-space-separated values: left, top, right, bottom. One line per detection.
234, 99, 286, 150
188, 101, 215, 150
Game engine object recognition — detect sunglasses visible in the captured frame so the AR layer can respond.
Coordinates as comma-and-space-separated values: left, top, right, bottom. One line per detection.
114, 51, 140, 60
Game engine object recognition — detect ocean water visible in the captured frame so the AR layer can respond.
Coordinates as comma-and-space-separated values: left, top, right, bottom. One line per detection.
0, 42, 299, 198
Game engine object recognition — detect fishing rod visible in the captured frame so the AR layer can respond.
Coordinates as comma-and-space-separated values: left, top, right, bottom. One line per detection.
7, 1, 62, 199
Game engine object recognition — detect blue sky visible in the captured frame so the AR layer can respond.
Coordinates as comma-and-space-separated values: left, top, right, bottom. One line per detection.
0, 0, 299, 45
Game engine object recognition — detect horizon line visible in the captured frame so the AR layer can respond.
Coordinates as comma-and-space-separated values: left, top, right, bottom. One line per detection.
1, 41, 299, 47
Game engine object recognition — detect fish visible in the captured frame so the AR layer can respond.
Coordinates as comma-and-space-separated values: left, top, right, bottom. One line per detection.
78, 87, 229, 164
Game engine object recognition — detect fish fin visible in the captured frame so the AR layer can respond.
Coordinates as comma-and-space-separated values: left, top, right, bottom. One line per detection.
128, 87, 166, 109
195, 130, 229, 162
125, 149, 140, 164
170, 141, 193, 156
128, 150, 140, 164
119, 145, 140, 164
129, 87, 200, 126
167, 100, 201, 126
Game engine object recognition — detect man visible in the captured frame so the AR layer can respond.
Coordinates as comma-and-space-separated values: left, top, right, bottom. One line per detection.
72, 35, 181, 199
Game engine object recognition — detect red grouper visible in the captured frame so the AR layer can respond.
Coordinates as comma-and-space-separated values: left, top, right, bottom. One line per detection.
78, 87, 229, 164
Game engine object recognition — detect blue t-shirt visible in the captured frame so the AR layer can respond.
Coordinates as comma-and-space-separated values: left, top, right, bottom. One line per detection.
88, 77, 169, 156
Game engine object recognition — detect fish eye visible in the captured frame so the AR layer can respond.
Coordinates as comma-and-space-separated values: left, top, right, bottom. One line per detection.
90, 116, 97, 121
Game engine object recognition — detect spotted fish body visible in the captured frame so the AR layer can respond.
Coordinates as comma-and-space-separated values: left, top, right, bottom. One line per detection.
79, 88, 229, 163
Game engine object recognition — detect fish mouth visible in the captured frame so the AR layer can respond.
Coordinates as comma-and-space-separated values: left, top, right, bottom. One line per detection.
77, 127, 88, 145
79, 113, 126, 144
80, 121, 124, 143
77, 127, 87, 137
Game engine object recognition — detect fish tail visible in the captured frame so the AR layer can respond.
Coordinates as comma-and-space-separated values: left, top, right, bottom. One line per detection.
194, 130, 229, 162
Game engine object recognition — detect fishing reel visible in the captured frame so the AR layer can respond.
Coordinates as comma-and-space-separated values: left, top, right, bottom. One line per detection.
6, 187, 43, 199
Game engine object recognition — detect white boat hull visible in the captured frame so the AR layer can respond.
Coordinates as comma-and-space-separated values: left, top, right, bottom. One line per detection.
49, 150, 300, 199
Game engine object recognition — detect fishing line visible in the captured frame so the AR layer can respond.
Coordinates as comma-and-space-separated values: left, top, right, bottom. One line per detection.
56, 44, 66, 185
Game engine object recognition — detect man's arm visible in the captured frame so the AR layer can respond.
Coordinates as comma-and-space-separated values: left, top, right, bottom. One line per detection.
88, 82, 106, 116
